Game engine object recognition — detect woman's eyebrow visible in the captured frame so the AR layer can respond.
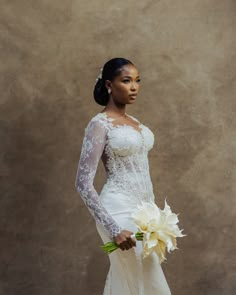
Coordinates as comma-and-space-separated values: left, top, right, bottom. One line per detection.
121, 75, 140, 78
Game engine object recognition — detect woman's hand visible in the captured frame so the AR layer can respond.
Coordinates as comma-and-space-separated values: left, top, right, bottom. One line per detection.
113, 230, 136, 251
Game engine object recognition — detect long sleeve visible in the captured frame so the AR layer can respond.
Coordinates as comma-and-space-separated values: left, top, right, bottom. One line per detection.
75, 118, 122, 239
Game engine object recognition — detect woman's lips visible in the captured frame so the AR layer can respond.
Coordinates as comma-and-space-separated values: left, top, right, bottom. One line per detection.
129, 94, 137, 98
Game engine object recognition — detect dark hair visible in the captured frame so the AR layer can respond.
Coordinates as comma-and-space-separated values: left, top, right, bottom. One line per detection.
93, 57, 134, 106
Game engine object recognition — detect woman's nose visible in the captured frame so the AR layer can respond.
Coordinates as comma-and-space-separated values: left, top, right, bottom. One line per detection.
130, 82, 137, 90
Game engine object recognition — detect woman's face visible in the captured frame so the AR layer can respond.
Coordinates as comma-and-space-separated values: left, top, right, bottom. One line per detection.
106, 64, 141, 105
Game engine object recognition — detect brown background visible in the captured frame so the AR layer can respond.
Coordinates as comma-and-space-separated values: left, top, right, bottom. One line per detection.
1, 1, 236, 294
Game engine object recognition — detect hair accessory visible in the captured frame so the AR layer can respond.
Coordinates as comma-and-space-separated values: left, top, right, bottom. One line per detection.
95, 67, 103, 83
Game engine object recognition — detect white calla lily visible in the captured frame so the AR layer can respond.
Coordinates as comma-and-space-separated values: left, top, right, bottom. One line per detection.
131, 198, 186, 263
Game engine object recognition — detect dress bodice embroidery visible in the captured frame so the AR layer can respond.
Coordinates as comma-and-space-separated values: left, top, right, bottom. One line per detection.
75, 112, 155, 239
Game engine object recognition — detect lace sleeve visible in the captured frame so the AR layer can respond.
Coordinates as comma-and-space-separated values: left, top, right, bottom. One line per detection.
75, 118, 122, 239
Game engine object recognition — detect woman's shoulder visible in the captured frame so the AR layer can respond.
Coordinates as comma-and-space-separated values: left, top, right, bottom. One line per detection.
89, 112, 107, 123
85, 113, 108, 130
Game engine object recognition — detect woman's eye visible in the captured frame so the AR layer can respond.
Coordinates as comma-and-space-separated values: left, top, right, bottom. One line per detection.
122, 79, 141, 83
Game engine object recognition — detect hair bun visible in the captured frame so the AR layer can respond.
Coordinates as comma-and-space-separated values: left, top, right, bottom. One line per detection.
93, 79, 109, 106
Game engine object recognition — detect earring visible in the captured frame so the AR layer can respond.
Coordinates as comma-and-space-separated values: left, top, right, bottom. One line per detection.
108, 88, 111, 94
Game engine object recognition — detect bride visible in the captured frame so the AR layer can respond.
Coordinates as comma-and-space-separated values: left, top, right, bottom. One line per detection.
75, 58, 171, 294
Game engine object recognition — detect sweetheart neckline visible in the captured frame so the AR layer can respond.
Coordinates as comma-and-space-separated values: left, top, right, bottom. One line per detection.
98, 112, 144, 135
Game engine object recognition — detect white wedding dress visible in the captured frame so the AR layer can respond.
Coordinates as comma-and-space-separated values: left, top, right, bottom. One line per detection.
75, 112, 171, 295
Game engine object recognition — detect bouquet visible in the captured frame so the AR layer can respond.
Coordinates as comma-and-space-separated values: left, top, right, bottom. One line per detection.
100, 198, 186, 263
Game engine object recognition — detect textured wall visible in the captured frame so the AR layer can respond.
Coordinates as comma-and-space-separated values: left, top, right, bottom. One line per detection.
1, 1, 236, 294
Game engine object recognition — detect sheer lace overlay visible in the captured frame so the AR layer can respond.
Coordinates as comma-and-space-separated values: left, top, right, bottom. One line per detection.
75, 112, 155, 239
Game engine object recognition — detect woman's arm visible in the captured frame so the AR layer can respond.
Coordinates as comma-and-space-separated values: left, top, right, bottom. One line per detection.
75, 118, 122, 239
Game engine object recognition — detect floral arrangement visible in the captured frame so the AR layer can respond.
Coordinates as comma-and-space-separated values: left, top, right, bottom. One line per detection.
100, 198, 186, 264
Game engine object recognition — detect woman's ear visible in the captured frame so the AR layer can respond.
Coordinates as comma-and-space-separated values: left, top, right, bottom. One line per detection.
105, 80, 112, 91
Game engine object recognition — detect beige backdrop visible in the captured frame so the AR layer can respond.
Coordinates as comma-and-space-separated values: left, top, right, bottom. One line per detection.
1, 1, 236, 294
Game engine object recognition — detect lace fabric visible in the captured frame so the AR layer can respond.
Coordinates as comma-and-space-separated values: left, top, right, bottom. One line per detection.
75, 112, 155, 239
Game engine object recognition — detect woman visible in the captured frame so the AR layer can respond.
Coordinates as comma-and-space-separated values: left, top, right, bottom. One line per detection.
75, 58, 171, 294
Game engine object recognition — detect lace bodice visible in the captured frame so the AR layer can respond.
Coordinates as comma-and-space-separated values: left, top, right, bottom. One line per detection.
75, 112, 155, 239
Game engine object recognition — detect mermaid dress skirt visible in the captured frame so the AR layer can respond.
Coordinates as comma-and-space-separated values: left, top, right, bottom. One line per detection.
75, 112, 171, 294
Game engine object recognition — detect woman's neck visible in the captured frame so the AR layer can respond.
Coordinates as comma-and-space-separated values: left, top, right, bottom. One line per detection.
102, 102, 126, 116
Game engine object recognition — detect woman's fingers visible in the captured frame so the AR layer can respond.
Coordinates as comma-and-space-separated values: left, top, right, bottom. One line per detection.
124, 243, 130, 250
114, 230, 136, 251
129, 237, 136, 247
120, 244, 125, 251
120, 242, 130, 251
126, 237, 135, 248
120, 238, 136, 251
118, 240, 128, 251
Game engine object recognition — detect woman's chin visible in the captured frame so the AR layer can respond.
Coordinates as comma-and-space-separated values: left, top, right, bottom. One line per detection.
128, 97, 137, 103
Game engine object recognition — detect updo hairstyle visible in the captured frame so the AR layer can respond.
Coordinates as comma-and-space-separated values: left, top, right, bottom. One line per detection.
93, 57, 134, 106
